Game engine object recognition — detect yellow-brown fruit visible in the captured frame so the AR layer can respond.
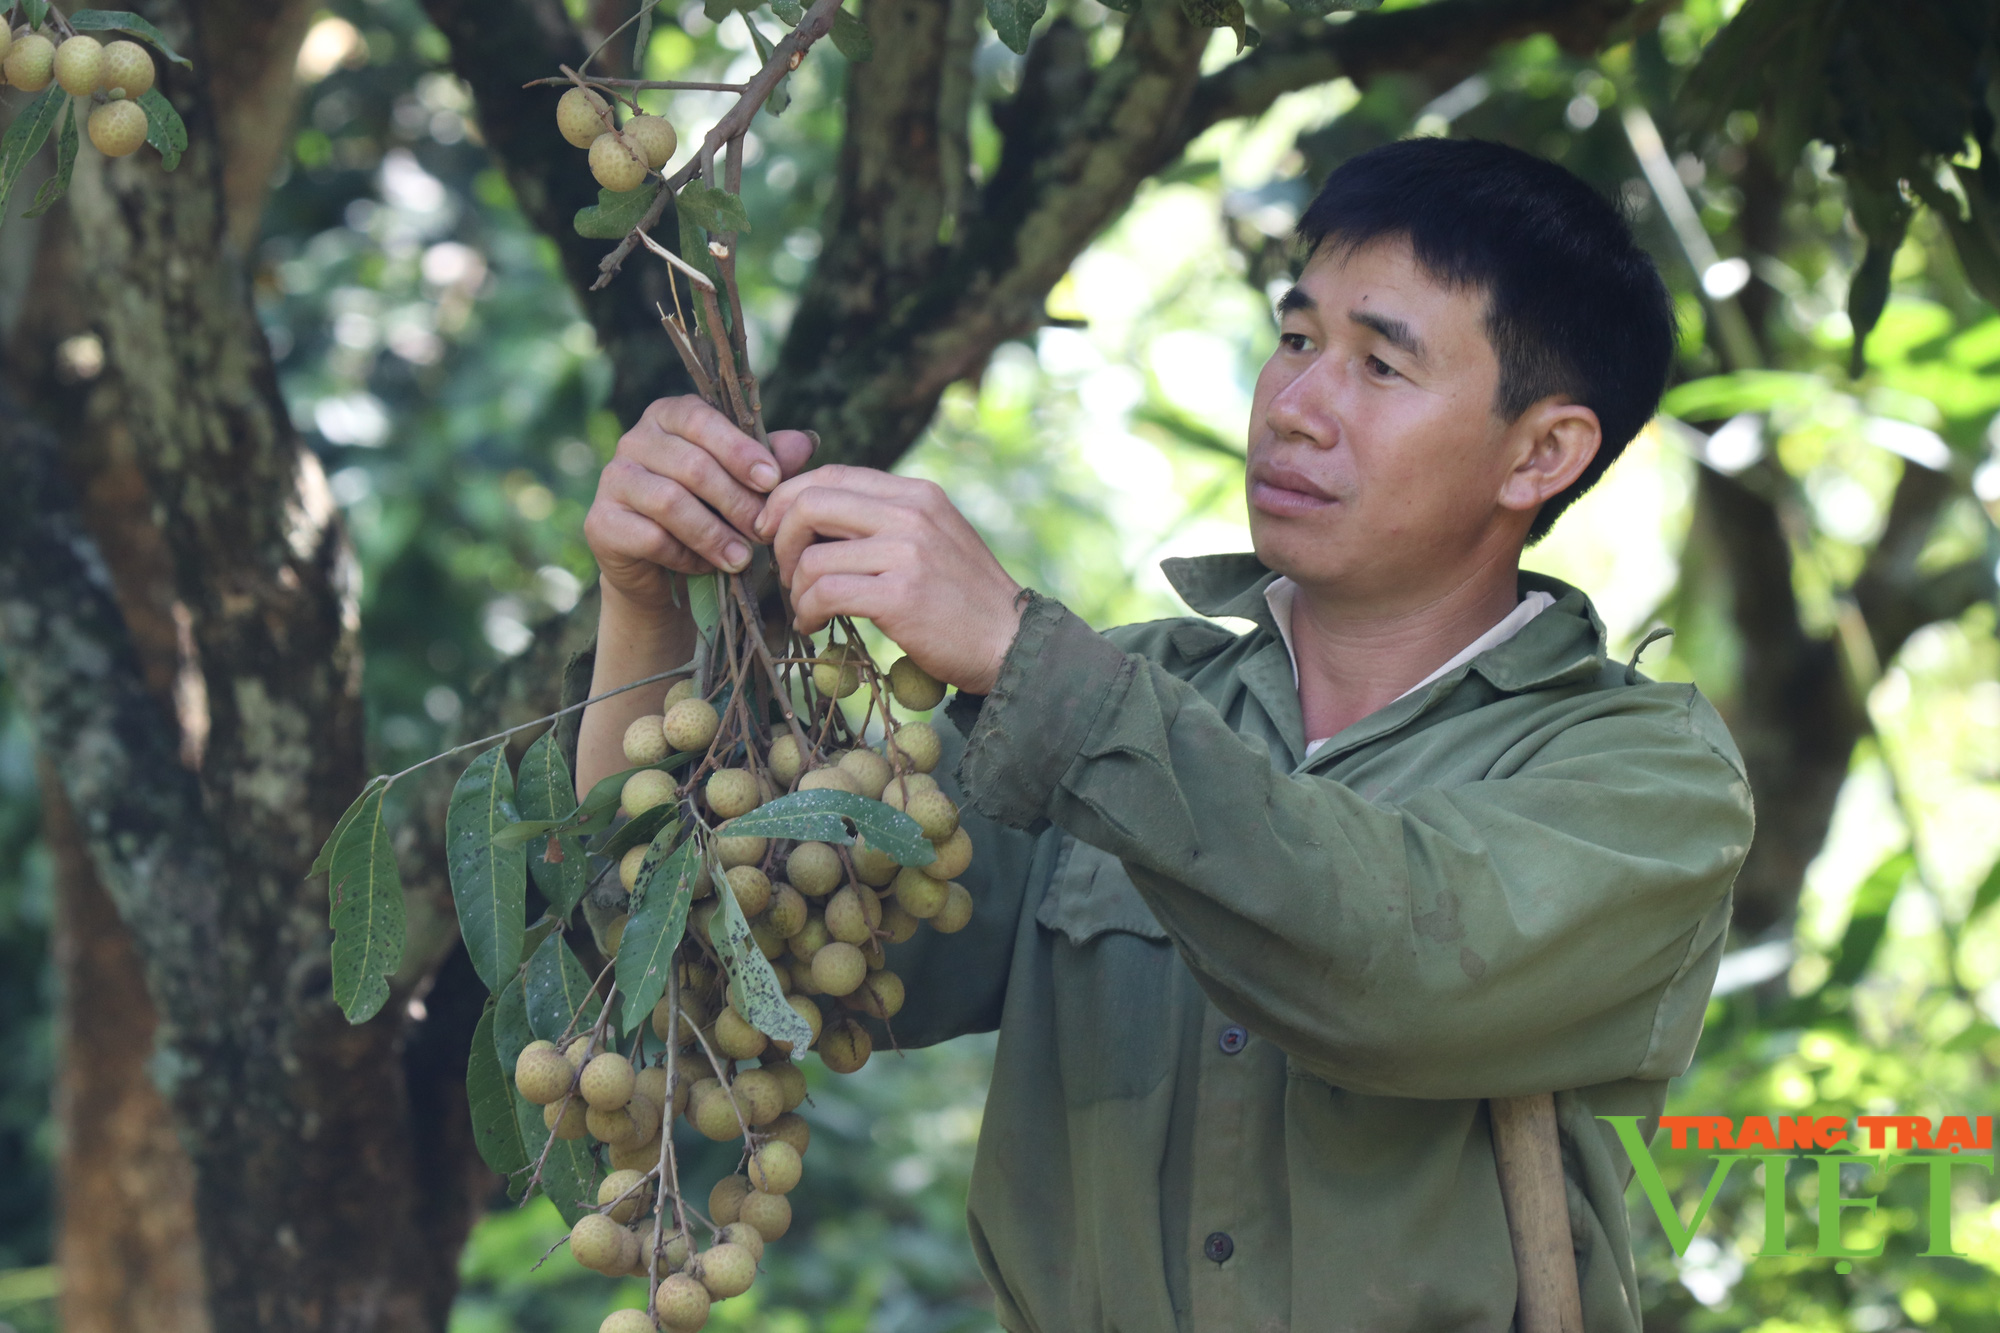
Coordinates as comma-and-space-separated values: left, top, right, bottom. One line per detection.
52, 35, 101, 96
925, 827, 974, 881
708, 1174, 751, 1225
690, 901, 719, 948
750, 919, 787, 960
706, 768, 760, 819
889, 721, 942, 773
718, 1221, 766, 1262
766, 733, 805, 786
888, 656, 946, 711
86, 99, 148, 157
622, 713, 668, 766
797, 765, 860, 796
843, 969, 906, 1021
906, 790, 960, 843
556, 85, 611, 148
934, 881, 975, 933
771, 995, 823, 1055
564, 1035, 595, 1067
765, 883, 808, 936
724, 865, 772, 916
691, 1084, 743, 1141
625, 1091, 662, 1143
569, 1213, 626, 1273
601, 1309, 654, 1333
635, 1064, 679, 1121
739, 1189, 793, 1241
785, 915, 831, 963
545, 1096, 589, 1139
811, 651, 862, 698
819, 1020, 873, 1074
663, 677, 698, 708
662, 697, 719, 752
880, 771, 939, 810
599, 912, 629, 956
693, 1241, 757, 1299
618, 844, 648, 893
866, 940, 888, 971
661, 1231, 692, 1271
587, 1103, 640, 1146
893, 865, 948, 919
654, 1273, 711, 1331
785, 842, 842, 897
624, 113, 677, 170
608, 1134, 660, 1171
837, 748, 892, 800
747, 1139, 803, 1195
4, 33, 54, 92
0, 28, 12, 65
652, 990, 712, 1045
580, 1052, 636, 1109
768, 957, 794, 992
598, 1169, 652, 1224
96, 39, 153, 96
879, 898, 920, 944
683, 1076, 720, 1121
849, 837, 900, 887
810, 941, 867, 997
589, 130, 648, 191
824, 885, 881, 946
769, 1108, 812, 1155
713, 1004, 768, 1061
621, 768, 675, 817
715, 831, 767, 869
730, 1068, 783, 1126
619, 1225, 645, 1276
513, 1041, 573, 1104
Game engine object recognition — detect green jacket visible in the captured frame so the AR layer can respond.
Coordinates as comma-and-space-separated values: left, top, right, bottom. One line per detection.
883, 553, 1753, 1333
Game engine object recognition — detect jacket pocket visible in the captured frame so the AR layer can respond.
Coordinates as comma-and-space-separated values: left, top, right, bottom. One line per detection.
1034, 836, 1169, 945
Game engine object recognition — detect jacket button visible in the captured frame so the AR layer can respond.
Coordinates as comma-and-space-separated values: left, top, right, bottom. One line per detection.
1203, 1231, 1234, 1264
1218, 1025, 1248, 1054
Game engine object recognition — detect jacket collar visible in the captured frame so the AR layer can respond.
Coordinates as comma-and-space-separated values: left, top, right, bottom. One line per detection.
1160, 552, 1608, 697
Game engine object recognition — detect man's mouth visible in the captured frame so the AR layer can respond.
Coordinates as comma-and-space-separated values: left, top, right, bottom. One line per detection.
1248, 463, 1337, 517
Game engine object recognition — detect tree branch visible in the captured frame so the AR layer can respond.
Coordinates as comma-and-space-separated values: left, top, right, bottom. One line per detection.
1850, 461, 1995, 663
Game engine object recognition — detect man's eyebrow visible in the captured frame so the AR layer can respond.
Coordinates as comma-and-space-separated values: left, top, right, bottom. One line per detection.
1348, 308, 1429, 365
1275, 286, 1314, 316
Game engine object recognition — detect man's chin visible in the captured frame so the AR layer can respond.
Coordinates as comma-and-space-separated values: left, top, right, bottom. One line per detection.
1249, 521, 1343, 586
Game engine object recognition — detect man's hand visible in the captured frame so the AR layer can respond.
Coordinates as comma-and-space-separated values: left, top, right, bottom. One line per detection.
755, 468, 1024, 695
583, 395, 815, 613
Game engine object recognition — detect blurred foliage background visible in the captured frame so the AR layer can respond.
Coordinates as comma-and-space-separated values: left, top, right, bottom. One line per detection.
4, 0, 2000, 1329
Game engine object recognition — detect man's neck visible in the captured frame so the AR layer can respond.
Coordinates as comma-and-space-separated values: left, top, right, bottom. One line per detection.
1286, 556, 1523, 742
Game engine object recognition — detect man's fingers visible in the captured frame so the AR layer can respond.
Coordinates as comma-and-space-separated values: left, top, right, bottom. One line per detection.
768, 428, 817, 480
770, 486, 913, 582
585, 504, 714, 577
757, 465, 925, 540
644, 394, 783, 493
610, 466, 751, 572
790, 573, 892, 635
621, 434, 764, 542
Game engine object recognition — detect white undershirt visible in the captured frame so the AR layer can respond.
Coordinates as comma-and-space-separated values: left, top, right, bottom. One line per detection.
1263, 577, 1557, 758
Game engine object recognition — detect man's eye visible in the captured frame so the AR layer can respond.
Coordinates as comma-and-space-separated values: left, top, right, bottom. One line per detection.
1279, 333, 1312, 353
1366, 355, 1400, 379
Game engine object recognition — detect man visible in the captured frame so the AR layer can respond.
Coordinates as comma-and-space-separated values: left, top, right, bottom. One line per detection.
578, 138, 1754, 1331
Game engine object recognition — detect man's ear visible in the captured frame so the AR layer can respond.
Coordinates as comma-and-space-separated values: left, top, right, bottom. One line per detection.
1497, 399, 1602, 515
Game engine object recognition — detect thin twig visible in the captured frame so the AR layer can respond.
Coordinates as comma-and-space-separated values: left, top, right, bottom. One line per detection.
637, 228, 717, 290
524, 76, 749, 93
577, 0, 667, 78
656, 304, 721, 405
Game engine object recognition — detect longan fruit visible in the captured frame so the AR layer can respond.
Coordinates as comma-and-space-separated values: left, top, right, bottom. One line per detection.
890, 721, 942, 773
622, 714, 668, 765
97, 39, 153, 97
747, 1140, 802, 1195
708, 1174, 751, 1225
621, 768, 675, 817
652, 991, 710, 1044
691, 1084, 743, 1141
718, 1221, 765, 1262
934, 881, 974, 933
580, 1052, 636, 1109
880, 772, 939, 810
601, 1309, 654, 1333
738, 1189, 792, 1241
664, 677, 698, 708
812, 651, 862, 699
625, 1090, 662, 1142
654, 1272, 711, 1331
730, 1068, 783, 1126
4, 33, 54, 92
715, 831, 766, 868
598, 1169, 651, 1224
87, 100, 148, 158
51, 35, 101, 96
785, 842, 842, 898
0, 27, 12, 65
765, 883, 808, 936
837, 748, 892, 800
879, 898, 920, 944
693, 1241, 757, 1299
514, 1041, 574, 1104
634, 1064, 671, 1112
924, 826, 974, 880
608, 1135, 660, 1171
599, 912, 629, 955
770, 996, 822, 1055
766, 733, 805, 786
751, 919, 788, 960
661, 1231, 692, 1271
786, 915, 831, 963
557, 85, 611, 148
713, 1004, 768, 1061
618, 844, 648, 893
587, 1103, 640, 1146
706, 768, 760, 819
797, 765, 860, 796
810, 941, 867, 997
564, 1035, 594, 1067
819, 1020, 873, 1074
888, 656, 946, 711
545, 1097, 589, 1139
849, 837, 900, 887
624, 113, 676, 170
569, 1213, 626, 1273
842, 969, 905, 1021
590, 131, 649, 190
893, 866, 948, 919
724, 865, 772, 916
663, 697, 719, 752
906, 790, 960, 843
824, 885, 881, 946
768, 1108, 811, 1155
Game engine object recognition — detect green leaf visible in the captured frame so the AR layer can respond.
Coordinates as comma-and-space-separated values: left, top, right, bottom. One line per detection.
328, 782, 406, 1024
514, 1089, 598, 1223
1964, 854, 2000, 927
829, 6, 873, 61
676, 205, 725, 342
688, 573, 721, 639
520, 916, 560, 965
468, 1003, 531, 1195
574, 182, 660, 241
703, 0, 757, 17
66, 11, 195, 67
1279, 0, 1379, 13
138, 88, 186, 171
574, 759, 692, 836
23, 100, 76, 220
315, 778, 385, 881
525, 931, 602, 1043
0, 88, 65, 221
1178, 0, 1249, 50
746, 19, 790, 116
675, 181, 750, 236
707, 848, 813, 1048
723, 789, 936, 866
494, 974, 536, 1071
21, 0, 48, 28
614, 835, 696, 1033
986, 0, 1045, 54
446, 743, 527, 994
516, 730, 590, 918
771, 0, 805, 22
1819, 849, 1913, 992
599, 805, 677, 861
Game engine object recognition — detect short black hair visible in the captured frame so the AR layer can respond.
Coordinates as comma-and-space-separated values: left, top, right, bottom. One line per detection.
1295, 137, 1676, 543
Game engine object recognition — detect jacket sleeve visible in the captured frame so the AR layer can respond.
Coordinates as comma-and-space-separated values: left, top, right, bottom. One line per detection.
954, 594, 1754, 1100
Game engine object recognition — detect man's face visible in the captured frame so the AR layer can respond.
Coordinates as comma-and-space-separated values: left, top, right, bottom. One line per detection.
1247, 237, 1526, 603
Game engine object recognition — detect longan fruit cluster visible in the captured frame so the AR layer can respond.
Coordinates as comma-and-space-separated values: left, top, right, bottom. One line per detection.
554, 84, 677, 193
2, 31, 157, 158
